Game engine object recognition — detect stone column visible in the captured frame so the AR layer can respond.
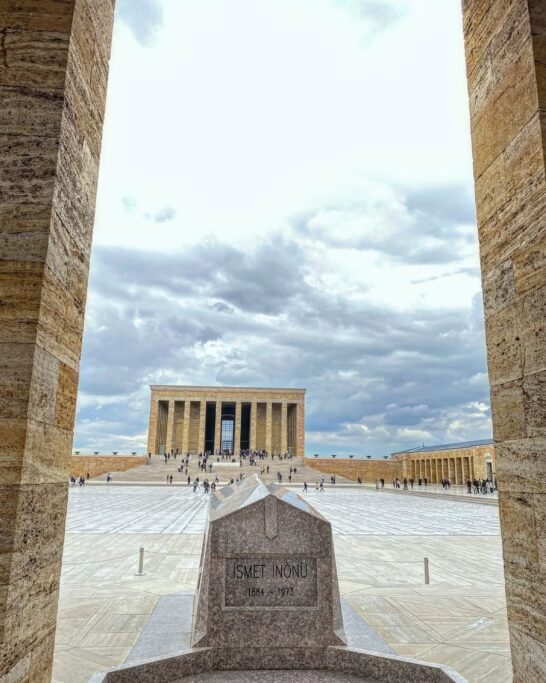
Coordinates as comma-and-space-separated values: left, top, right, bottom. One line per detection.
234, 401, 242, 455
213, 400, 222, 454
147, 399, 158, 454
265, 401, 273, 454
249, 400, 257, 451
198, 400, 206, 454
0, 2, 115, 680
165, 400, 175, 453
464, 4, 546, 674
182, 400, 191, 454
281, 401, 288, 454
296, 402, 305, 457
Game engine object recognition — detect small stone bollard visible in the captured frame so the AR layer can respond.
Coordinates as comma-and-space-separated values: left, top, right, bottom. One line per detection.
424, 557, 430, 584
137, 547, 144, 575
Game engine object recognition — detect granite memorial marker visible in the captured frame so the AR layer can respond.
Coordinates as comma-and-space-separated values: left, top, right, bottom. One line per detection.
191, 475, 345, 655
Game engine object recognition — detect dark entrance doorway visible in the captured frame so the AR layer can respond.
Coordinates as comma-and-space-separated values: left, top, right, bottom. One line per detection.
220, 403, 236, 452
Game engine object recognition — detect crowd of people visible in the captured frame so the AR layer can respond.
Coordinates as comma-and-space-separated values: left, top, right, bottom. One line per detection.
69, 475, 88, 486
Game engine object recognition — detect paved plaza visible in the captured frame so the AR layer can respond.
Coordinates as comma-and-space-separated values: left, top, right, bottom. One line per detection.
53, 486, 510, 683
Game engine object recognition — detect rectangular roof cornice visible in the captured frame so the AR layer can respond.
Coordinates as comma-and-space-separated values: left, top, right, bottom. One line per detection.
150, 385, 306, 392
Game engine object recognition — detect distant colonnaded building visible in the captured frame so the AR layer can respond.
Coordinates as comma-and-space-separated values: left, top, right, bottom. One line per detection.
147, 385, 305, 457
392, 439, 496, 484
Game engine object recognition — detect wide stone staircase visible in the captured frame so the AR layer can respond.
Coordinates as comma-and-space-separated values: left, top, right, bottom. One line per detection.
89, 454, 352, 487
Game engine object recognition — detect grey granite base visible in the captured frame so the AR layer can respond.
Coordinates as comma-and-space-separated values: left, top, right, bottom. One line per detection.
172, 672, 375, 682
91, 646, 467, 683
91, 592, 466, 683
124, 593, 392, 666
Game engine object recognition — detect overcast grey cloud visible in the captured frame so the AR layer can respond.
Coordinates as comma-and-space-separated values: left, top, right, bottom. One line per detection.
116, 0, 163, 46
336, 0, 404, 30
150, 206, 177, 223
293, 182, 477, 265
77, 231, 490, 455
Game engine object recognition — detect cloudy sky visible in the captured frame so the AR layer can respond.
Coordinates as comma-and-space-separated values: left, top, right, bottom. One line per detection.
74, 0, 492, 456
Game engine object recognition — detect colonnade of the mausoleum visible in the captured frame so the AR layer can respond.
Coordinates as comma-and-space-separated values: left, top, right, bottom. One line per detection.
147, 386, 305, 457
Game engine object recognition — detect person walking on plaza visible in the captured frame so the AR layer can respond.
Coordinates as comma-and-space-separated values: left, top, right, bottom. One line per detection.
187, 475, 191, 486
424, 477, 428, 487
169, 474, 173, 484
410, 478, 414, 489
303, 481, 308, 492
319, 480, 324, 492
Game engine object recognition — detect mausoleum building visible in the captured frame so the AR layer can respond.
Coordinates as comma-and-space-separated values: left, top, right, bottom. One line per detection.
147, 385, 305, 457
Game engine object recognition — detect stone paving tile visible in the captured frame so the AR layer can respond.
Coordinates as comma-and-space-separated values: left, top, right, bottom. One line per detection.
65, 486, 500, 536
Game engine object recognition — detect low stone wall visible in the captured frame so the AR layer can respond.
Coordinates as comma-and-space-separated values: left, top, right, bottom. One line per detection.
70, 456, 144, 479
306, 458, 400, 483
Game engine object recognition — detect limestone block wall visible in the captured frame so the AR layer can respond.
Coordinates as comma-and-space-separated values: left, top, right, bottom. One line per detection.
462, 2, 546, 679
69, 456, 144, 479
0, 1, 115, 680
306, 458, 400, 483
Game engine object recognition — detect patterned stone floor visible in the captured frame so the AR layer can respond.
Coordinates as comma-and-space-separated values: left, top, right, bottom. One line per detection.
53, 487, 510, 683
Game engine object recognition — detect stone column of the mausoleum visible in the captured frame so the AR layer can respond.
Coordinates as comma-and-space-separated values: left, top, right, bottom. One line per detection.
93, 476, 466, 682
249, 400, 257, 451
213, 400, 221, 454
234, 401, 242, 455
0, 2, 115, 681
463, 3, 546, 679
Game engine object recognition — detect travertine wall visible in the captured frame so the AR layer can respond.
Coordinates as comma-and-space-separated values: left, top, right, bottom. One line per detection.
463, 2, 546, 679
392, 444, 496, 484
69, 456, 143, 479
0, 1, 115, 680
147, 386, 305, 457
307, 458, 400, 483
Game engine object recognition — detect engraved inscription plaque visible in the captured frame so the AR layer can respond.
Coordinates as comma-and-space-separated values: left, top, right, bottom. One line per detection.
225, 557, 318, 608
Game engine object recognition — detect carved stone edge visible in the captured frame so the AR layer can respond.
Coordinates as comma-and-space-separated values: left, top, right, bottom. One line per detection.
90, 645, 469, 682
